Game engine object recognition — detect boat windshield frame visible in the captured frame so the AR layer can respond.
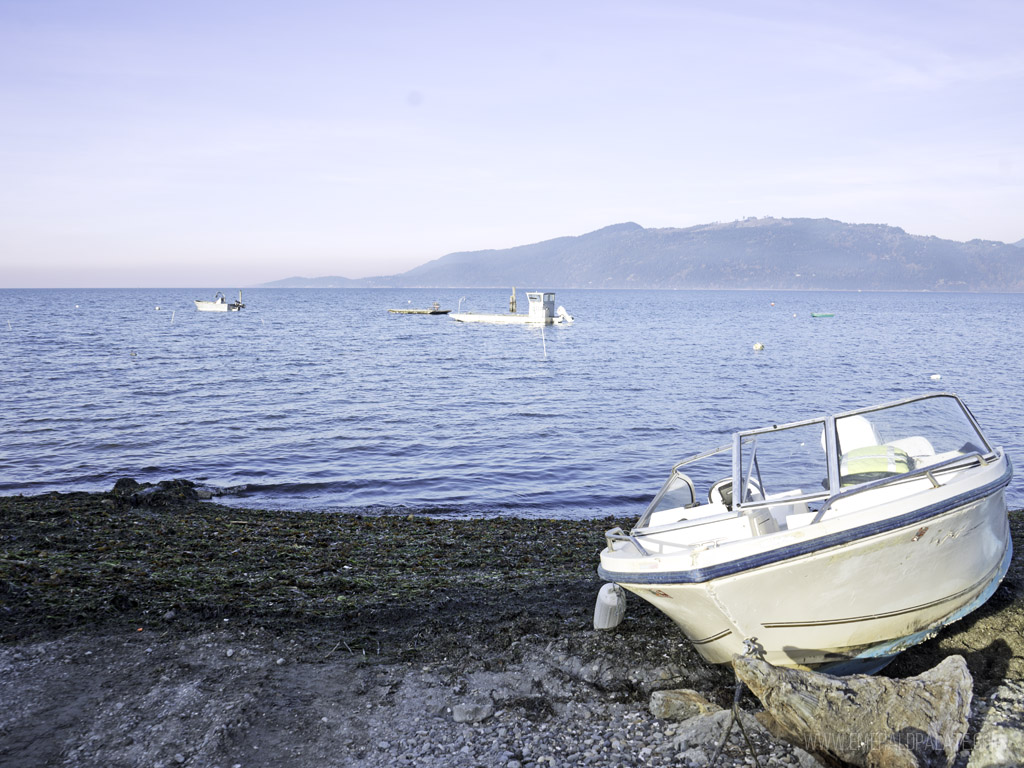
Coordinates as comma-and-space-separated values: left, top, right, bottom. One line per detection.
732, 392, 995, 512
637, 393, 997, 524
732, 415, 834, 510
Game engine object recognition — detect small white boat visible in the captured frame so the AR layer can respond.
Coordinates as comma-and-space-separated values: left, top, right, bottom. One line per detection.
194, 291, 245, 312
597, 393, 1012, 674
450, 289, 573, 325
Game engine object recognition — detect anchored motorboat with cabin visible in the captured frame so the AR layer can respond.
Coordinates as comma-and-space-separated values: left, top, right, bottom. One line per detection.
597, 393, 1012, 674
194, 290, 245, 312
450, 289, 573, 325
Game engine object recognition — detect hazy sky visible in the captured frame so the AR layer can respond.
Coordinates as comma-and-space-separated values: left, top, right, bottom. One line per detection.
2, 0, 1022, 287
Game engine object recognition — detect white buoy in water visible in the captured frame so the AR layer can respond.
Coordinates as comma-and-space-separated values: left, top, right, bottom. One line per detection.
594, 583, 626, 630
930, 374, 941, 380
753, 342, 765, 351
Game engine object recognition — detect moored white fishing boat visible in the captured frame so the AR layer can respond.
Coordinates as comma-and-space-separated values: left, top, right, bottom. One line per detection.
194, 290, 245, 312
597, 393, 1013, 674
450, 289, 573, 324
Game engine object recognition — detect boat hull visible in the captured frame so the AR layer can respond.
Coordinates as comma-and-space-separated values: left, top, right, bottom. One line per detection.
388, 309, 451, 314
600, 464, 1011, 671
194, 301, 241, 312
449, 312, 554, 324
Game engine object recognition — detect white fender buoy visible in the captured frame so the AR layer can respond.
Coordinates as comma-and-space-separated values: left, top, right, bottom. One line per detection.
594, 583, 626, 630
753, 342, 765, 351
930, 374, 941, 380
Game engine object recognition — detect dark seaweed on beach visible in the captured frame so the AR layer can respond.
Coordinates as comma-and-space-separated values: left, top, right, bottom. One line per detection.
0, 481, 627, 648
2, 481, 1023, 694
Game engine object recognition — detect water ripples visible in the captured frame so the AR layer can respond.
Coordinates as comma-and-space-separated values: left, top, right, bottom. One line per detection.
1, 288, 1022, 516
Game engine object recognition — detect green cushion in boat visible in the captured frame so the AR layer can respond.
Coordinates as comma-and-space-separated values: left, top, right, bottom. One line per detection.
840, 445, 913, 486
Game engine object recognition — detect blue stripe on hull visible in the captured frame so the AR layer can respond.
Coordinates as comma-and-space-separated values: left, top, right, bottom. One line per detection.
598, 459, 1011, 586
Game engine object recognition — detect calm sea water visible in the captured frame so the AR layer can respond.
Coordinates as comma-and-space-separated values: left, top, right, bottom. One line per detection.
2, 288, 1021, 516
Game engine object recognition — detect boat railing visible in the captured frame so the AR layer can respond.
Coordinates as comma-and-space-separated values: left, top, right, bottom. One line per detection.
606, 452, 997, 556
806, 449, 995, 523
606, 503, 747, 554
604, 527, 652, 556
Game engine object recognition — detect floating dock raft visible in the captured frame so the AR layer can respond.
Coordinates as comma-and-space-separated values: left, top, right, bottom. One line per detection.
388, 301, 450, 315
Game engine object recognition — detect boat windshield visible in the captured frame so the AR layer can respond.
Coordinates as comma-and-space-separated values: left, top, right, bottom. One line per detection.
638, 394, 994, 527
639, 443, 732, 525
737, 419, 831, 507
833, 394, 992, 487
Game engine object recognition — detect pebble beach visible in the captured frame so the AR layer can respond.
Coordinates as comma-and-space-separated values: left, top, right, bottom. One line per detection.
1, 481, 1022, 767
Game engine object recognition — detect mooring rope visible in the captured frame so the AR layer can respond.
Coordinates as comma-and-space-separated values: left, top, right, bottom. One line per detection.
708, 644, 764, 768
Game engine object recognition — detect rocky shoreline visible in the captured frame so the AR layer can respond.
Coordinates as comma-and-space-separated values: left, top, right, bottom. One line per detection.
1, 481, 1022, 767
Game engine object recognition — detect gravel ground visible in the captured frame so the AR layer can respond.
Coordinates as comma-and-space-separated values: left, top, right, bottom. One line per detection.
1, 483, 1022, 768
0, 625, 826, 768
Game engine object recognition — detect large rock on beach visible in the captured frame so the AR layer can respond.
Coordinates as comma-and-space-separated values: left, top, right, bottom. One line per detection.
734, 654, 973, 768
109, 477, 205, 507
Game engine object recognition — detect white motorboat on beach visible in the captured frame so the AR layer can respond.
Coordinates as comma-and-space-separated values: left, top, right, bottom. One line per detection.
195, 291, 245, 312
597, 393, 1013, 674
450, 289, 573, 325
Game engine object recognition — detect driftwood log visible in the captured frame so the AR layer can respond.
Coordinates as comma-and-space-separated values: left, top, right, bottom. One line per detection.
734, 655, 972, 768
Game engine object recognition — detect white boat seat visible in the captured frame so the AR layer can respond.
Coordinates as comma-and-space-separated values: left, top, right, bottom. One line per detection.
837, 414, 882, 452
822, 414, 882, 454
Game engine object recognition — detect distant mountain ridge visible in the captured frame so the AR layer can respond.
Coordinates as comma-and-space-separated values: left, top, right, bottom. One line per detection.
262, 218, 1024, 291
